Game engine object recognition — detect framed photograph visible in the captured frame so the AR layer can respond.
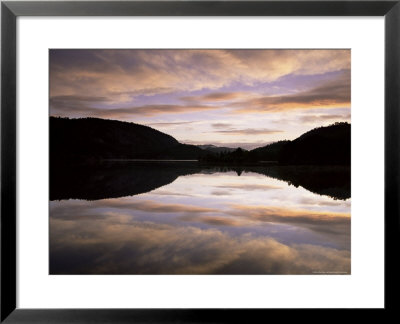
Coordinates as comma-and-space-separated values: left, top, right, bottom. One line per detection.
1, 0, 399, 322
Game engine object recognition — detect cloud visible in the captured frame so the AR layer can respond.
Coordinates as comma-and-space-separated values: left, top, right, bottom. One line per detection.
230, 70, 350, 113
215, 183, 282, 190
49, 95, 112, 113
213, 128, 284, 135
299, 197, 351, 208
147, 121, 197, 127
50, 49, 350, 108
227, 205, 350, 236
300, 113, 351, 123
50, 199, 218, 220
52, 198, 349, 238
164, 202, 350, 245
212, 123, 233, 128
50, 213, 350, 274
50, 100, 220, 118
211, 190, 232, 196
59, 69, 350, 119
50, 195, 351, 274
227, 70, 350, 113
181, 92, 246, 102
195, 216, 240, 226
151, 190, 194, 197
101, 199, 219, 214
108, 87, 175, 97
49, 50, 351, 124
51, 95, 111, 103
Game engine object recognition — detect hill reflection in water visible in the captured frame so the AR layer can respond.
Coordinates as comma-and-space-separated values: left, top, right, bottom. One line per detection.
50, 161, 350, 201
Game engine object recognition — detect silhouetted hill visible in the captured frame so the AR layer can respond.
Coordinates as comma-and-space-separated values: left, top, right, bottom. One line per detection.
200, 123, 350, 165
279, 122, 350, 165
50, 117, 207, 163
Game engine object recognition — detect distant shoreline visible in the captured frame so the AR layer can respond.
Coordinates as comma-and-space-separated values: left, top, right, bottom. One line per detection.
103, 159, 198, 162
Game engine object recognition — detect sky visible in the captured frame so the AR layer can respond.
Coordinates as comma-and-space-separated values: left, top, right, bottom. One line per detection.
50, 49, 351, 149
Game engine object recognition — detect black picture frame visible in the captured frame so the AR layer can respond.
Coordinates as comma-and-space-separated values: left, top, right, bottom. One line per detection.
1, 0, 399, 322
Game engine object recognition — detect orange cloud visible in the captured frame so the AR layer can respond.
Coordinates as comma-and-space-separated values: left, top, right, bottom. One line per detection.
232, 70, 350, 113
181, 92, 246, 102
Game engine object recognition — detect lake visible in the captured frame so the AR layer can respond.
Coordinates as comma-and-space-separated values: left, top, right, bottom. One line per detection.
50, 162, 351, 274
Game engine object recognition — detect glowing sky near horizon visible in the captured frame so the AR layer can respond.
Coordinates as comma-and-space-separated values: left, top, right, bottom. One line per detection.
50, 49, 351, 149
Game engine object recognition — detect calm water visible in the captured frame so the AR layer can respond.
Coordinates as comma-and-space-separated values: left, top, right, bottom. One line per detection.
50, 163, 350, 274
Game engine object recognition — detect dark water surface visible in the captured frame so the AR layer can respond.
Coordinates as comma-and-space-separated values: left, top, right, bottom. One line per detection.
50, 162, 351, 274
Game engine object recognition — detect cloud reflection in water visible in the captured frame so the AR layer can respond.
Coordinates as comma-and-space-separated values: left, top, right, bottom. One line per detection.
50, 171, 350, 274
